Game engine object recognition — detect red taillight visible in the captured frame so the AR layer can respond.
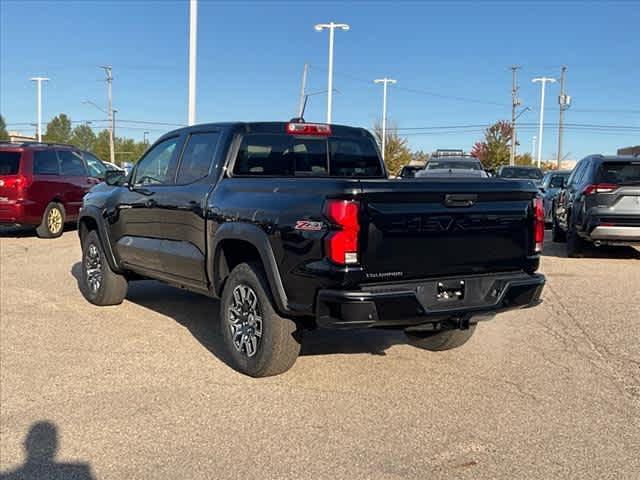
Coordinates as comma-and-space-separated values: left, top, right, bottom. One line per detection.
323, 199, 360, 265
286, 122, 332, 136
0, 175, 28, 191
583, 183, 618, 195
533, 197, 544, 253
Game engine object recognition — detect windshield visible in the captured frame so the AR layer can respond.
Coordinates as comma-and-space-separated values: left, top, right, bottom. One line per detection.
426, 159, 482, 170
234, 134, 383, 178
596, 161, 640, 185
499, 167, 543, 179
0, 151, 21, 175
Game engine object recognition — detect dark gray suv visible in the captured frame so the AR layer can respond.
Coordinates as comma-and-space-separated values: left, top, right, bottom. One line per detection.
552, 154, 640, 256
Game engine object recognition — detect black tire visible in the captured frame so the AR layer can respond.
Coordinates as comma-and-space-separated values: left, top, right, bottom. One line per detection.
36, 202, 65, 238
220, 263, 302, 377
79, 230, 128, 305
406, 326, 476, 351
551, 216, 566, 243
566, 220, 585, 258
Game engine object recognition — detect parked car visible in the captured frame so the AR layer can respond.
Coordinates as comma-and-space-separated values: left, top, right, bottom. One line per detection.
417, 156, 487, 178
540, 170, 572, 223
552, 154, 640, 256
102, 161, 126, 173
398, 165, 423, 178
77, 121, 545, 377
496, 165, 544, 187
0, 142, 109, 237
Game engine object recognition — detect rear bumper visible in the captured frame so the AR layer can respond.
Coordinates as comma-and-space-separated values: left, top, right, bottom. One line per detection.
584, 211, 640, 244
590, 226, 640, 242
316, 271, 545, 329
0, 200, 41, 225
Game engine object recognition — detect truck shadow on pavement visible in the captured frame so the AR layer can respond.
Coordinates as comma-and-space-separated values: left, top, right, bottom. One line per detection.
0, 421, 95, 480
71, 263, 406, 363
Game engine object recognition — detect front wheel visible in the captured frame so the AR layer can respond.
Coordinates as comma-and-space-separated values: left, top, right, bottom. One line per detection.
406, 326, 476, 351
551, 216, 566, 243
79, 230, 128, 305
220, 263, 302, 377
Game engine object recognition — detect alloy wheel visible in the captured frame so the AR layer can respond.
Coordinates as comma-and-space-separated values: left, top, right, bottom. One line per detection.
85, 243, 103, 294
47, 207, 63, 234
228, 284, 263, 358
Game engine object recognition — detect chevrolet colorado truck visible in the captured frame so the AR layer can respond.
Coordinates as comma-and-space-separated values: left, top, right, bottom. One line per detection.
77, 121, 545, 377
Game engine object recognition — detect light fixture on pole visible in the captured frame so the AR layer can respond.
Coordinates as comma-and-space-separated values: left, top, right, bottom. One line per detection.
314, 22, 350, 124
188, 0, 198, 126
532, 77, 556, 167
373, 77, 397, 162
30, 77, 49, 142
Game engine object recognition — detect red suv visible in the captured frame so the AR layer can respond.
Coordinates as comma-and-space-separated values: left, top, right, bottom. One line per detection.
0, 142, 108, 238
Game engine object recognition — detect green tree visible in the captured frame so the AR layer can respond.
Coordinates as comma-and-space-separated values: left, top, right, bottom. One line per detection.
471, 121, 513, 170
372, 121, 412, 176
0, 114, 9, 141
43, 114, 72, 143
70, 124, 97, 150
93, 129, 112, 162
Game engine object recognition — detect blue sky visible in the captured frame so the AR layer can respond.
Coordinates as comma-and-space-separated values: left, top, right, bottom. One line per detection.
1, 0, 639, 160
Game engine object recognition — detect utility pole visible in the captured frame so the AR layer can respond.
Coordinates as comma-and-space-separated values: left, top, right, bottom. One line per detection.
532, 76, 556, 168
297, 63, 309, 118
373, 78, 397, 162
531, 136, 537, 157
557, 65, 570, 169
188, 0, 198, 126
30, 77, 49, 142
112, 109, 117, 153
143, 131, 149, 145
314, 22, 350, 124
100, 65, 115, 164
509, 66, 521, 166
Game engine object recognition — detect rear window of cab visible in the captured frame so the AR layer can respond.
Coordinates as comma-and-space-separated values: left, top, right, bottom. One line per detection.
233, 133, 383, 178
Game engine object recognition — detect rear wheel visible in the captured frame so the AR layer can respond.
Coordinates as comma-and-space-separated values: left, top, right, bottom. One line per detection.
79, 230, 128, 305
566, 219, 586, 258
36, 202, 65, 238
220, 263, 302, 377
406, 326, 476, 351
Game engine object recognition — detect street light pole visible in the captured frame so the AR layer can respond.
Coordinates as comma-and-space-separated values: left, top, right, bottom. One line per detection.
30, 77, 49, 142
374, 77, 397, 162
100, 66, 115, 164
314, 22, 350, 124
188, 0, 198, 126
532, 77, 556, 168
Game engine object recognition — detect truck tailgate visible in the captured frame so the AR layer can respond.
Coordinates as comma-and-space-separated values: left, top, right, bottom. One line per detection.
358, 179, 538, 280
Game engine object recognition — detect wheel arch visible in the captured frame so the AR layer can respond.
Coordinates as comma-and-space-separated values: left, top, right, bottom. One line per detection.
78, 206, 122, 273
210, 223, 291, 315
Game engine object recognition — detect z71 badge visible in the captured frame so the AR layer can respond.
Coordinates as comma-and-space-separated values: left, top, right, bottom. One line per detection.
294, 220, 324, 231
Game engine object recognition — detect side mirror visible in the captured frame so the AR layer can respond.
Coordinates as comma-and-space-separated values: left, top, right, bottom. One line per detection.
104, 169, 126, 186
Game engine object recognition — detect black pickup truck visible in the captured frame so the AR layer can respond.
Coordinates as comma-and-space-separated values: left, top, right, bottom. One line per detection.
77, 121, 545, 377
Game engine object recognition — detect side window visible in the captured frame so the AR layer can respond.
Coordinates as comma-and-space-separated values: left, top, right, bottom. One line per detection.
83, 152, 107, 177
575, 159, 591, 185
176, 132, 220, 184
58, 150, 88, 176
33, 150, 60, 175
132, 137, 179, 185
567, 160, 584, 186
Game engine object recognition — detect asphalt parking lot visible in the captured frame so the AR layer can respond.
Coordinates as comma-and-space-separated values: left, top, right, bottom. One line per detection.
1, 228, 639, 479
